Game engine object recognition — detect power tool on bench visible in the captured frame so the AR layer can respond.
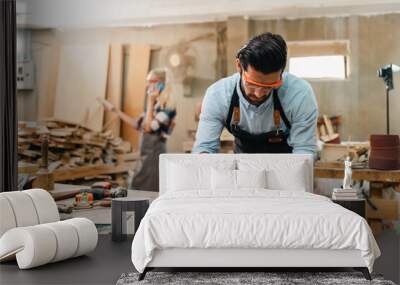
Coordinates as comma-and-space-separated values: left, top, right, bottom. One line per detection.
73, 184, 127, 209
54, 182, 127, 211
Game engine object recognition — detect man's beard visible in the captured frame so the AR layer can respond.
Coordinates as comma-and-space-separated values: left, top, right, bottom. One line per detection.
243, 90, 272, 106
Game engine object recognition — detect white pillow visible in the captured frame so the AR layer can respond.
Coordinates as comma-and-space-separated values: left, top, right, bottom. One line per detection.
211, 168, 267, 190
167, 160, 235, 192
167, 162, 209, 191
237, 169, 267, 189
211, 168, 236, 190
267, 165, 307, 192
237, 158, 309, 192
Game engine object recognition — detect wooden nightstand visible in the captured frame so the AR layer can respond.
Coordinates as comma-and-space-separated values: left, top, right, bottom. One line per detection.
332, 198, 365, 218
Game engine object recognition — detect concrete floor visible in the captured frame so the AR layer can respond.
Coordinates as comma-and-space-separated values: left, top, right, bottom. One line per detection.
1, 231, 399, 285
373, 229, 400, 284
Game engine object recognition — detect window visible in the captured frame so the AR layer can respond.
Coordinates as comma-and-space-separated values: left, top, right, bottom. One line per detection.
287, 40, 349, 80
289, 55, 347, 79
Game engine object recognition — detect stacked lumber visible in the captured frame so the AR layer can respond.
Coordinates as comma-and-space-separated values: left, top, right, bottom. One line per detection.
18, 120, 134, 173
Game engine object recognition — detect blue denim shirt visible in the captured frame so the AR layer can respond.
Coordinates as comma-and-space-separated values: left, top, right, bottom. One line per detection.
192, 72, 318, 155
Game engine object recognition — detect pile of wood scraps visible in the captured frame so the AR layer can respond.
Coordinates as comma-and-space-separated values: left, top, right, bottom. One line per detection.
320, 142, 370, 167
18, 120, 140, 187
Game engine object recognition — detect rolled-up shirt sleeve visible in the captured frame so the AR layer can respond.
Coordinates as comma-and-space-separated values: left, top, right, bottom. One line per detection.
192, 87, 225, 153
287, 84, 318, 157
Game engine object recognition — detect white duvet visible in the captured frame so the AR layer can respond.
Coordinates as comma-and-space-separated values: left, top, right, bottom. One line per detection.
131, 190, 380, 273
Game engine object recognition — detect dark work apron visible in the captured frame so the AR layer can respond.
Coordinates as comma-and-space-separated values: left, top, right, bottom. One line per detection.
130, 133, 166, 192
225, 85, 293, 154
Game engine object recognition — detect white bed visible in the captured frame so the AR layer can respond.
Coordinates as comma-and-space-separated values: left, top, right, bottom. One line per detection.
131, 154, 380, 280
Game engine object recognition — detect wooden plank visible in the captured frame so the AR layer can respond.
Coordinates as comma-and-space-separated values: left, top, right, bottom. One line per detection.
54, 44, 109, 132
18, 162, 39, 174
122, 44, 151, 151
323, 115, 335, 136
315, 161, 343, 169
104, 44, 123, 137
53, 163, 132, 182
116, 152, 141, 162
366, 198, 399, 220
37, 44, 60, 119
314, 166, 400, 182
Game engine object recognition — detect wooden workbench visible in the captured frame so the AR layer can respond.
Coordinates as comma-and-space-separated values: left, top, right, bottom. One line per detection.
315, 162, 400, 183
54, 183, 158, 231
315, 162, 400, 235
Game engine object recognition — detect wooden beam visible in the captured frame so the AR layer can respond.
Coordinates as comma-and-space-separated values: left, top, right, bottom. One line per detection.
53, 163, 132, 182
122, 44, 151, 151
116, 152, 141, 162
104, 44, 123, 137
315, 161, 343, 168
314, 165, 400, 182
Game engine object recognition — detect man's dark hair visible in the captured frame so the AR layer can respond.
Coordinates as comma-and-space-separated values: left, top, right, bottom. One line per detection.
236, 32, 287, 74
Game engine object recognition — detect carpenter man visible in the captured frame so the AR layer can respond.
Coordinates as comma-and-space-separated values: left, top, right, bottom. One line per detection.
192, 32, 318, 155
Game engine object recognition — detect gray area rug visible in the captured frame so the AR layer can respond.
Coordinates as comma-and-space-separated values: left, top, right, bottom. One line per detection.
116, 271, 396, 285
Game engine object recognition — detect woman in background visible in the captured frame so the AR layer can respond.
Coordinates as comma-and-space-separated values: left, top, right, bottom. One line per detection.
103, 68, 176, 191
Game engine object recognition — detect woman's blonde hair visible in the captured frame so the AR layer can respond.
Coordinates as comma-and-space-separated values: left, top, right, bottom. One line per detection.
147, 68, 176, 110
147, 68, 167, 82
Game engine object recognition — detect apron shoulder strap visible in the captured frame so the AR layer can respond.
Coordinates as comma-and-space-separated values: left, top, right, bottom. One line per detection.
225, 84, 240, 133
273, 89, 291, 130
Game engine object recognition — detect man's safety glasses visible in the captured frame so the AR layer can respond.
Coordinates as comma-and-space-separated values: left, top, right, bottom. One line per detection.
242, 72, 283, 92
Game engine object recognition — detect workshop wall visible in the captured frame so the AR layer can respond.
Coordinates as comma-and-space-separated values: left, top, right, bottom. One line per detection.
18, 14, 400, 152
251, 14, 400, 140
18, 23, 219, 152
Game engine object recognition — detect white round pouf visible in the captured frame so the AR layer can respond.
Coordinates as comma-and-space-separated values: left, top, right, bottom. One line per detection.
24, 189, 60, 223
64, 218, 98, 257
0, 196, 17, 237
0, 226, 57, 269
0, 190, 98, 269
42, 221, 79, 262
1, 192, 39, 227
